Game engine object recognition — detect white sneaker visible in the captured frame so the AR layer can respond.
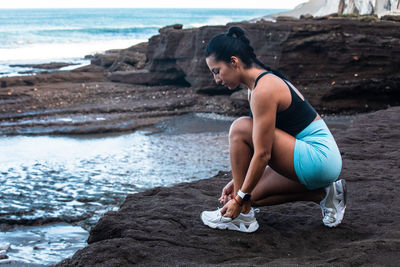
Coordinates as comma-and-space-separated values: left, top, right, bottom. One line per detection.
320, 179, 347, 227
200, 207, 259, 233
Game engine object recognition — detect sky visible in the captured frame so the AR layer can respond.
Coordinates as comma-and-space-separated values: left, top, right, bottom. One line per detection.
0, 0, 308, 9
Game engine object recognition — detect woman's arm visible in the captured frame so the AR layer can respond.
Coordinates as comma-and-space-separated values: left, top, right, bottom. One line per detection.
240, 84, 278, 194
221, 81, 279, 218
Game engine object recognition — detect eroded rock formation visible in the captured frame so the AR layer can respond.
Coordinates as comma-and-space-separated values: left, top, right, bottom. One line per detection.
107, 17, 400, 113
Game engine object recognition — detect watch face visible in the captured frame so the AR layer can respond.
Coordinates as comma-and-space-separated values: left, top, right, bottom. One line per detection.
242, 193, 251, 202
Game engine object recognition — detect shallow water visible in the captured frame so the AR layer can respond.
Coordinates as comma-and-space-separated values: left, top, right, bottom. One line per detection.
0, 113, 233, 265
0, 223, 88, 266
0, 113, 233, 228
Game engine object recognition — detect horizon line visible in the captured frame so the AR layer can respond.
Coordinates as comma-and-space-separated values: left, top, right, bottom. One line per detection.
0, 7, 289, 10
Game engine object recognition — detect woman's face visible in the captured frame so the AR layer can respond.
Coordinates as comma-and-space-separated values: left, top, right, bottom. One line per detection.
206, 55, 240, 90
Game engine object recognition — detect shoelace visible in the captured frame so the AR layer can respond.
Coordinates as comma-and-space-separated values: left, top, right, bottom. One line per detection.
322, 207, 336, 222
215, 208, 232, 222
216, 207, 261, 219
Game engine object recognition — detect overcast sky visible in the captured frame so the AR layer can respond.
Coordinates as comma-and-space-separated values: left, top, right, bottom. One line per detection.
0, 0, 307, 9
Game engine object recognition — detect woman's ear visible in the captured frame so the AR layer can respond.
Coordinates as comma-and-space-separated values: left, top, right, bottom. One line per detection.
230, 56, 239, 68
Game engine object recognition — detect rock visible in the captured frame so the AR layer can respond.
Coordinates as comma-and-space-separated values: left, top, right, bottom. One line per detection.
108, 51, 147, 72
300, 13, 314, 19
9, 62, 79, 70
358, 14, 380, 22
72, 64, 105, 73
381, 15, 400, 22
0, 72, 105, 87
56, 107, 400, 266
230, 89, 251, 115
108, 69, 190, 86
74, 17, 399, 114
91, 53, 119, 68
159, 24, 183, 34
0, 245, 9, 260
139, 18, 400, 113
276, 16, 299, 21
90, 42, 148, 72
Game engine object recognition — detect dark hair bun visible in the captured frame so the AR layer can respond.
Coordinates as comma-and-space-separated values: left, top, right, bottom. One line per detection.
226, 26, 244, 38
226, 26, 250, 46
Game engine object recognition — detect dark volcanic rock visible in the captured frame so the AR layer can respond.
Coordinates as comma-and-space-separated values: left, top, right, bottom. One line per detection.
381, 15, 400, 22
0, 82, 243, 136
57, 107, 400, 266
141, 18, 400, 113
9, 62, 79, 70
63, 18, 400, 114
0, 72, 105, 88
108, 69, 190, 86
91, 42, 148, 72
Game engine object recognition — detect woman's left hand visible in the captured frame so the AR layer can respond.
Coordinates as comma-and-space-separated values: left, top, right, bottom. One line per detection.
220, 198, 241, 219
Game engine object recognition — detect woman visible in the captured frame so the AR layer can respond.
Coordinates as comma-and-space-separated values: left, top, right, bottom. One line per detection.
201, 26, 346, 233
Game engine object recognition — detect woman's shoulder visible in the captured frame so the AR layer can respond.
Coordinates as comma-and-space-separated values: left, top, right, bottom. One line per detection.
253, 73, 287, 99
251, 73, 292, 113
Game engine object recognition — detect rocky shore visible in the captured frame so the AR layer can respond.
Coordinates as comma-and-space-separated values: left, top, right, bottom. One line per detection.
56, 106, 400, 266
1, 15, 399, 136
0, 14, 399, 266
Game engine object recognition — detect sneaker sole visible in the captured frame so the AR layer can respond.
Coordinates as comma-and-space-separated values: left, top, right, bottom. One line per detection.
201, 212, 259, 233
325, 179, 347, 228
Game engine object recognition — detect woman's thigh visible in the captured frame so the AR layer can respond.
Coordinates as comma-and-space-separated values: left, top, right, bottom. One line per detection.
230, 117, 299, 182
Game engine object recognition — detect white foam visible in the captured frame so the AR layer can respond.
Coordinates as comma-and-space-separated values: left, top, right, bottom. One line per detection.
189, 16, 234, 28
0, 39, 147, 65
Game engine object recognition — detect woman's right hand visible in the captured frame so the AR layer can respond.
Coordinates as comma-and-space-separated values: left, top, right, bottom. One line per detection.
219, 179, 234, 204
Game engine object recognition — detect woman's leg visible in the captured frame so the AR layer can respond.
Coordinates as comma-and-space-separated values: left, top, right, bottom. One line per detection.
229, 117, 253, 195
251, 166, 324, 207
228, 117, 324, 212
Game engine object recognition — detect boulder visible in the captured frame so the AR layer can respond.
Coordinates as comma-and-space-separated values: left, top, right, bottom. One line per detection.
90, 42, 148, 71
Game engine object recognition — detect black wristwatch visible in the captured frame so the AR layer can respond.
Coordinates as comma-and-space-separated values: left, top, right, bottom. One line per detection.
237, 189, 251, 202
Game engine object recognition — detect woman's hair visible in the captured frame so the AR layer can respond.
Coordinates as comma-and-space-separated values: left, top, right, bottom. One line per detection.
205, 26, 286, 80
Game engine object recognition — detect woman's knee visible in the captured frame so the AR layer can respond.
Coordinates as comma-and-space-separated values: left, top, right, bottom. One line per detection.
229, 117, 252, 142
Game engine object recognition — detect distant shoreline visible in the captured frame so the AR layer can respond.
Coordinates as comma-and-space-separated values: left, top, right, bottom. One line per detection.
0, 8, 282, 77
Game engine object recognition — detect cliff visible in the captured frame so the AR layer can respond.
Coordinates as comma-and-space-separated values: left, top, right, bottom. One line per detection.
108, 17, 400, 114
267, 0, 400, 18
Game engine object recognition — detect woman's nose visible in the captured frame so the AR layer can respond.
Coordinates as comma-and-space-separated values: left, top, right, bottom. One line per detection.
214, 74, 222, 85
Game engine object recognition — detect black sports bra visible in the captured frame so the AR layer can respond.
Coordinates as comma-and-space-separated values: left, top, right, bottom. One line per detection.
250, 71, 317, 137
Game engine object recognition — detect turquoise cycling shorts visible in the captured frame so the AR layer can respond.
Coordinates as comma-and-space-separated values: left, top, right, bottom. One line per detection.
293, 119, 342, 190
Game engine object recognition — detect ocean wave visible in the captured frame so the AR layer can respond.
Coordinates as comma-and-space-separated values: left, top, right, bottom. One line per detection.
37, 26, 160, 36
188, 16, 234, 28
0, 39, 146, 65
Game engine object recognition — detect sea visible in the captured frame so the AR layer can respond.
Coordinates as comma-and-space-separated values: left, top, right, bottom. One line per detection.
0, 8, 286, 266
0, 8, 285, 77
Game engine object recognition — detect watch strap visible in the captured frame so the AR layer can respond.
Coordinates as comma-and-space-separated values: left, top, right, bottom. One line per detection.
237, 189, 246, 199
